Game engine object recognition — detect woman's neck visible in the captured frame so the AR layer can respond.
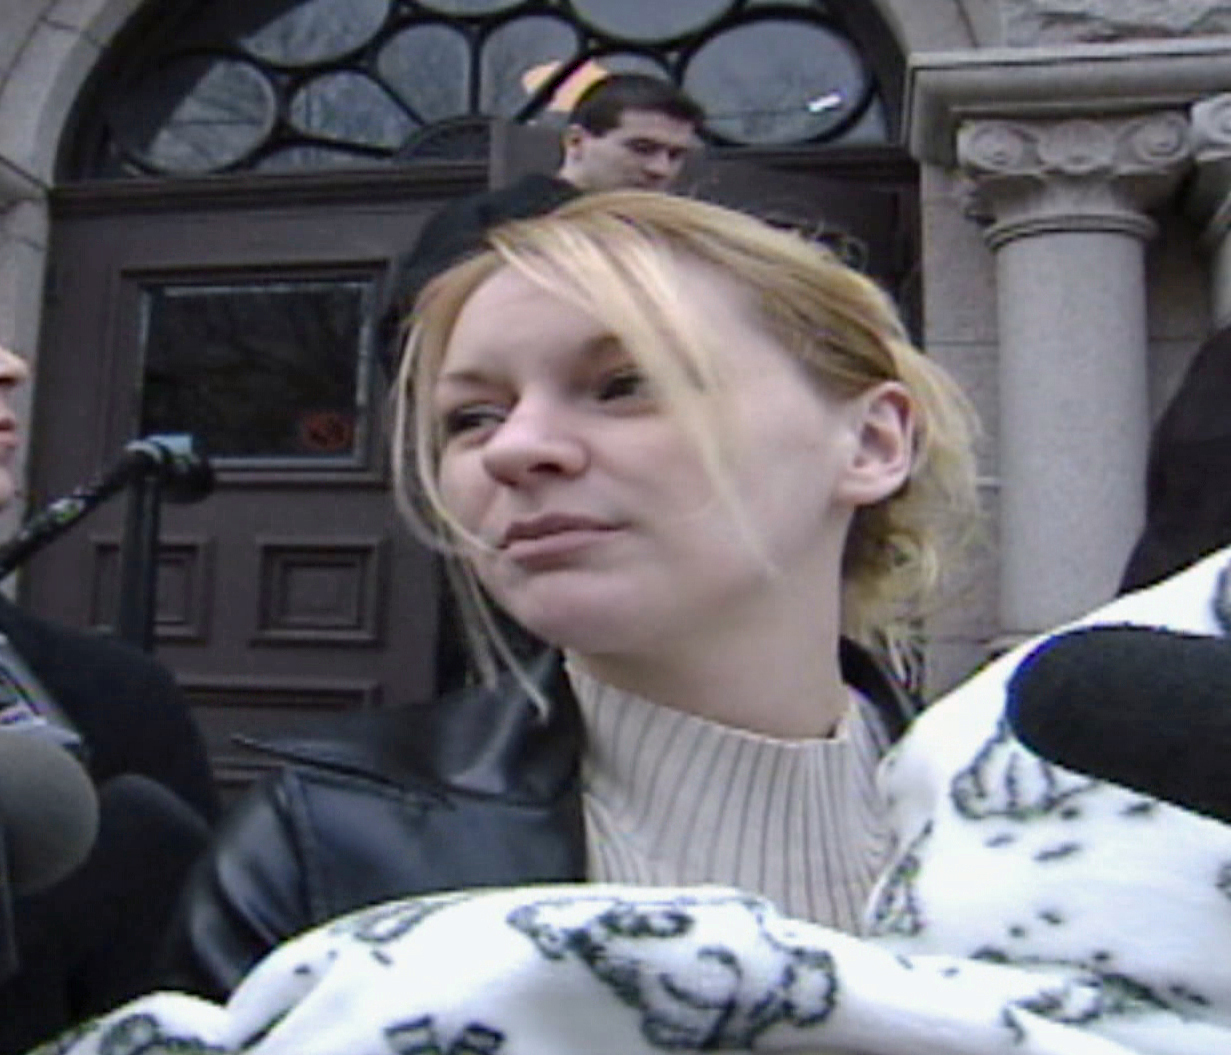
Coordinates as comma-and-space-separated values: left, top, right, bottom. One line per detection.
573, 591, 851, 740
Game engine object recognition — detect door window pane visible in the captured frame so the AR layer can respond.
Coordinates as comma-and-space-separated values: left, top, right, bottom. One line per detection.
571, 0, 735, 42
111, 58, 276, 174
139, 280, 373, 464
378, 24, 470, 124
683, 19, 870, 144
289, 72, 415, 148
480, 16, 580, 117
236, 0, 390, 66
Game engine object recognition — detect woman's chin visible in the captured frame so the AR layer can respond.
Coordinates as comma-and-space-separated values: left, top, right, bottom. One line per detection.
500, 595, 644, 656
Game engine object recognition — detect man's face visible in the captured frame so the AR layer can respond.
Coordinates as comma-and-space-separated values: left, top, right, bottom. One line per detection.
0, 347, 28, 508
562, 109, 700, 192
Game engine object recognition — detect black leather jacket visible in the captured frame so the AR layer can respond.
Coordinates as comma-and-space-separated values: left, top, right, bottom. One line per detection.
159, 645, 914, 1001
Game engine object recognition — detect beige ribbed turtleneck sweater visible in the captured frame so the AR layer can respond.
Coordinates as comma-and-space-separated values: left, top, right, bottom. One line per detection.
565, 657, 895, 934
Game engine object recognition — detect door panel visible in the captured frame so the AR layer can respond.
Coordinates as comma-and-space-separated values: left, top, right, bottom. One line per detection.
32, 169, 483, 795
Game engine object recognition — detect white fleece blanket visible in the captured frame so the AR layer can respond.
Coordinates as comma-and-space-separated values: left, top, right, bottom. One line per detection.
30, 548, 1231, 1055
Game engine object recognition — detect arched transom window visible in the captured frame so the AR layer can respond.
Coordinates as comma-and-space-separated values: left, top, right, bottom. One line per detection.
65, 0, 900, 179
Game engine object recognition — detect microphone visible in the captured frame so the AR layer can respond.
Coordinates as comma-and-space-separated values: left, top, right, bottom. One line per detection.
0, 729, 99, 895
122, 433, 214, 505
1005, 625, 1231, 825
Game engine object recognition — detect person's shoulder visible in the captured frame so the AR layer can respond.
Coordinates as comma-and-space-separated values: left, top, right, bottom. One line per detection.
0, 597, 172, 685
236, 651, 581, 795
460, 172, 579, 228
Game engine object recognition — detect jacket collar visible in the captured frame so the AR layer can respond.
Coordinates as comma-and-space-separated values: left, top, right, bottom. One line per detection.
839, 637, 917, 743
238, 642, 912, 799
237, 651, 583, 803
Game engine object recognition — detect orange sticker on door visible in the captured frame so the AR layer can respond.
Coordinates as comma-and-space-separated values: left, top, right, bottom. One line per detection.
299, 410, 354, 453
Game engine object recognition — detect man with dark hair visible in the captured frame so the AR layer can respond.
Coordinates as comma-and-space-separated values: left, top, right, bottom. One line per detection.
378, 74, 704, 367
557, 72, 705, 191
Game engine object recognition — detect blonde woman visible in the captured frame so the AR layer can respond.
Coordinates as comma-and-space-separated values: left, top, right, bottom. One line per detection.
160, 191, 980, 1002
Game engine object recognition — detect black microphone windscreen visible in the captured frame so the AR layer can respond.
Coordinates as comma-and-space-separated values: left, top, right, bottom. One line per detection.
0, 730, 99, 894
1006, 625, 1231, 825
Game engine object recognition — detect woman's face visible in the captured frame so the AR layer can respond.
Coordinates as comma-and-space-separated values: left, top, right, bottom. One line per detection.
432, 258, 894, 658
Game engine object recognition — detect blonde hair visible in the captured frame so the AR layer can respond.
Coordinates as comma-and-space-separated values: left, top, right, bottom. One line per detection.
392, 190, 981, 683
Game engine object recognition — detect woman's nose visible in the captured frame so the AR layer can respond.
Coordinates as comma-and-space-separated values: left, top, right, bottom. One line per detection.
480, 400, 588, 485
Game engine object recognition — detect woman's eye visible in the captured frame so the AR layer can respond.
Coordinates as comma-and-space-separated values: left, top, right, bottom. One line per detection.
596, 368, 652, 403
439, 404, 505, 439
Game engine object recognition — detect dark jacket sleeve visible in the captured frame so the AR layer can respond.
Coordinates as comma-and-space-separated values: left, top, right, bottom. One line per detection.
156, 758, 474, 1000
157, 770, 311, 1001
0, 602, 220, 823
159, 665, 586, 1000
1120, 324, 1231, 592
78, 642, 221, 824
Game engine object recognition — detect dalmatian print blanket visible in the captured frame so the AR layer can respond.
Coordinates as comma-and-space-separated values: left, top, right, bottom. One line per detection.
31, 548, 1231, 1055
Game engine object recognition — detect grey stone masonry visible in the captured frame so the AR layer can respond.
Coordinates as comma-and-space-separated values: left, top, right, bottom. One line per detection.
1003, 0, 1231, 45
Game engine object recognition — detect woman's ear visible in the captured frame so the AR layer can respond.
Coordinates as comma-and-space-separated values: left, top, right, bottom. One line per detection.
835, 382, 914, 507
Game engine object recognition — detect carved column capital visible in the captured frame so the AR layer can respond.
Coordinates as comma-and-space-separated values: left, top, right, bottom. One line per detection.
957, 112, 1191, 250
1191, 92, 1231, 158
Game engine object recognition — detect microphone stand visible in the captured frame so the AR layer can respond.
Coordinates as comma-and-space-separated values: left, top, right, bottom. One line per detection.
0, 463, 137, 579
116, 464, 163, 653
0, 434, 213, 652
114, 434, 214, 652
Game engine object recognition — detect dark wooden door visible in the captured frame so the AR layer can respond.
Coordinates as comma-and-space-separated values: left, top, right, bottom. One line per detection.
29, 166, 484, 795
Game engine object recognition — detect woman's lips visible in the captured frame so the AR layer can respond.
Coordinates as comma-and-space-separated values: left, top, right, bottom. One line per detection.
499, 514, 620, 568
501, 513, 615, 546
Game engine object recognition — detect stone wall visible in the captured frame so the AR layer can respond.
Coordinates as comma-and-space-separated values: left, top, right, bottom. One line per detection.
1003, 0, 1231, 45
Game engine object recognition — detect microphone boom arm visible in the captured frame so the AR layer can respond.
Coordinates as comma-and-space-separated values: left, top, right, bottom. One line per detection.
0, 434, 213, 591
0, 459, 136, 580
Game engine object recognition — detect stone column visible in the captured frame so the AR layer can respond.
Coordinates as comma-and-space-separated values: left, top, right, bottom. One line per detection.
958, 112, 1190, 637
1187, 95, 1231, 328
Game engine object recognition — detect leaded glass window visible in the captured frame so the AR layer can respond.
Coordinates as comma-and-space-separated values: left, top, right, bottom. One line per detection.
66, 0, 900, 179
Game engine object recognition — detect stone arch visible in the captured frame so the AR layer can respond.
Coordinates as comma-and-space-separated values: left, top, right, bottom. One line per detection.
0, 0, 144, 187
